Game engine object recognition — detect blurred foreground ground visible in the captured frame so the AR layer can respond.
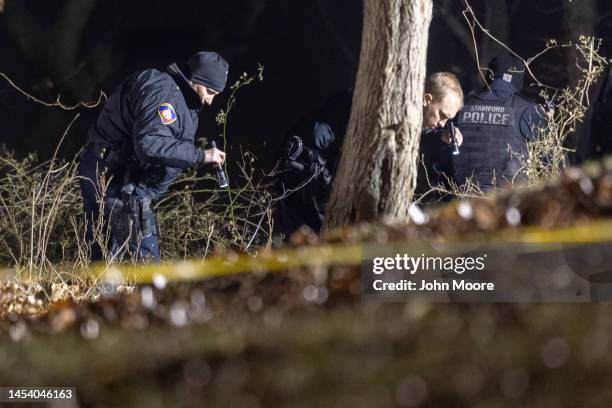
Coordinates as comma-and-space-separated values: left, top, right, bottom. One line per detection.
4, 162, 612, 407
2, 277, 612, 407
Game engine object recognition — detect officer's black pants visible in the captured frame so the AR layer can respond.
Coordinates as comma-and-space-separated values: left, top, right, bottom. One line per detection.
77, 150, 160, 262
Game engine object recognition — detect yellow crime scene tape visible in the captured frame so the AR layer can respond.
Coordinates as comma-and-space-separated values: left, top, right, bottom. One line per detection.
4, 219, 612, 285
98, 244, 362, 284
94, 218, 612, 284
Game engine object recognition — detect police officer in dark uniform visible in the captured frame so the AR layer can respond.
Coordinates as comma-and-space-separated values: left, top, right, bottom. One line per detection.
453, 55, 548, 192
78, 51, 229, 262
415, 72, 464, 203
276, 91, 352, 236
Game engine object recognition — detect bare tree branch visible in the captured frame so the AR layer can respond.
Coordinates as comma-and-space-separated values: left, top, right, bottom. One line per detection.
437, 0, 475, 60
316, 0, 357, 67
437, 0, 510, 81
563, 0, 597, 86
55, 0, 99, 74
0, 72, 106, 110
461, 0, 568, 91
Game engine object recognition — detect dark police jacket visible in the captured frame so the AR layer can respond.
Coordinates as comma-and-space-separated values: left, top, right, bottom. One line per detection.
453, 79, 547, 191
276, 91, 352, 234
87, 63, 204, 200
415, 128, 454, 203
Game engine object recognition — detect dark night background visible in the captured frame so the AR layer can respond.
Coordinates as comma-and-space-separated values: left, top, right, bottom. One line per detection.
0, 0, 610, 167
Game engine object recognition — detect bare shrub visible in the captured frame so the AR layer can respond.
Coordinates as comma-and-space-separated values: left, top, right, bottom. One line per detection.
0, 66, 275, 288
417, 15, 607, 202
525, 36, 607, 183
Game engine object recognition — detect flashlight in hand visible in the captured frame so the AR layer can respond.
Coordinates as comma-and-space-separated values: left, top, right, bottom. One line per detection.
210, 141, 229, 189
449, 122, 460, 156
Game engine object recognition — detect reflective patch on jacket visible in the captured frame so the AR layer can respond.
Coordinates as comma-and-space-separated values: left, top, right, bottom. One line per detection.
158, 103, 177, 125
459, 105, 516, 127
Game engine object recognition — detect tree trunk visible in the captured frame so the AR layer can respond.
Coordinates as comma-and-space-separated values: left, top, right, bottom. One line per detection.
437, 0, 511, 78
480, 0, 510, 69
563, 0, 597, 87
324, 0, 433, 229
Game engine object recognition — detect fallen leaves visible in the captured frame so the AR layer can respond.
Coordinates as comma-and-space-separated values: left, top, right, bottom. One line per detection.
3, 159, 612, 339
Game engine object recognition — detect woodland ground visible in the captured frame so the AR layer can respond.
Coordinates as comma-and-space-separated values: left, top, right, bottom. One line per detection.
3, 159, 612, 407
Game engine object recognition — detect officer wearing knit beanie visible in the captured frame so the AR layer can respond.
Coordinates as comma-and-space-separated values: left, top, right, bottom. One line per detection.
187, 51, 229, 93
452, 53, 548, 192
79, 50, 230, 262
488, 54, 525, 92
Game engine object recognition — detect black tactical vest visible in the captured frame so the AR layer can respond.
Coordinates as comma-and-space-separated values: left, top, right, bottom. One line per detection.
453, 92, 531, 191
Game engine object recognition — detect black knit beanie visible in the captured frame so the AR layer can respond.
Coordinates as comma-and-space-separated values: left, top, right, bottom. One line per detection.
187, 51, 229, 93
489, 54, 525, 91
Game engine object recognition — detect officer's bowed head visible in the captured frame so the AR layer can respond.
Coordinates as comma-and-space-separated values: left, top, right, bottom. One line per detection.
186, 51, 229, 105
422, 72, 464, 129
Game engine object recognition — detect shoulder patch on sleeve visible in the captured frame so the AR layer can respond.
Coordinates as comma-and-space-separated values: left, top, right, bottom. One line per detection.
158, 103, 177, 125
